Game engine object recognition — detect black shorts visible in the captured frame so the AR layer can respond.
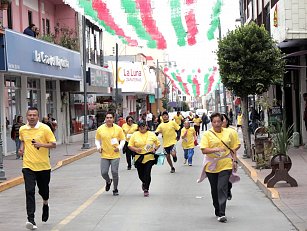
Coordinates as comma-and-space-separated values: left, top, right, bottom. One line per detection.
164, 145, 175, 155
237, 125, 242, 127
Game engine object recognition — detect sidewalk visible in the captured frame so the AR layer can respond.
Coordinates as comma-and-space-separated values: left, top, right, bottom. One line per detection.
237, 144, 307, 231
0, 140, 97, 192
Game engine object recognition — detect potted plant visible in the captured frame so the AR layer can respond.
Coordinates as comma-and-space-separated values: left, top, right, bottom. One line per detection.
264, 122, 298, 187
0, 0, 11, 10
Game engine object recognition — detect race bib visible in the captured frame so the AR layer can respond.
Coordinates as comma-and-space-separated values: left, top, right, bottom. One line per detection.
127, 134, 132, 139
111, 138, 118, 145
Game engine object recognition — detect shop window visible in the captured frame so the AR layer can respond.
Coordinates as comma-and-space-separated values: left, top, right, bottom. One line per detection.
46, 19, 50, 35
27, 79, 41, 110
69, 93, 98, 134
46, 80, 57, 116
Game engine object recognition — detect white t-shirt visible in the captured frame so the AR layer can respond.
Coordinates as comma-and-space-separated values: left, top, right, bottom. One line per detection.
146, 113, 153, 121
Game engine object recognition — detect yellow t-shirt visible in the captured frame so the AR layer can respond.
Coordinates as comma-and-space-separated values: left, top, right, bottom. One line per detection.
227, 127, 241, 149
155, 121, 180, 147
122, 123, 138, 141
237, 114, 243, 125
200, 128, 239, 173
128, 131, 160, 164
173, 115, 183, 125
181, 127, 196, 149
95, 124, 125, 159
193, 118, 202, 126
19, 122, 56, 171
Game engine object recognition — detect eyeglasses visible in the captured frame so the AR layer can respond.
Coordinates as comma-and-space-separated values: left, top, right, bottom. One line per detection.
127, 119, 133, 122
139, 125, 146, 128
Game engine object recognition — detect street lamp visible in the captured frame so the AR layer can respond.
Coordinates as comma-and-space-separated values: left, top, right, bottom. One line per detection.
155, 60, 176, 113
82, 15, 90, 149
0, 111, 6, 181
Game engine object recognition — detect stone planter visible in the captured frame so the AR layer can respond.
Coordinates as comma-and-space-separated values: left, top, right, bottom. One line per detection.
264, 154, 297, 188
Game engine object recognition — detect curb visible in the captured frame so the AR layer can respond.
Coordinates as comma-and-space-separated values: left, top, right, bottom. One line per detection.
238, 156, 280, 199
0, 148, 96, 193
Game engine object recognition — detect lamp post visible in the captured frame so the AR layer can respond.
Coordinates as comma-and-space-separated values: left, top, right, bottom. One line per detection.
82, 15, 90, 149
0, 110, 6, 181
115, 43, 119, 119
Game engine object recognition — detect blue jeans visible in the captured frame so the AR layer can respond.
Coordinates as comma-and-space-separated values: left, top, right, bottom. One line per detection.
15, 137, 21, 158
184, 148, 194, 164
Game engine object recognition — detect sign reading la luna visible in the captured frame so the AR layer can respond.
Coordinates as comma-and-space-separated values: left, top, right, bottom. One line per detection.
33, 50, 69, 69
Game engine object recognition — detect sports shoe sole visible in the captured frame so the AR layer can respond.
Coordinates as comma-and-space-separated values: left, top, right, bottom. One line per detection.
26, 221, 37, 230
217, 216, 227, 223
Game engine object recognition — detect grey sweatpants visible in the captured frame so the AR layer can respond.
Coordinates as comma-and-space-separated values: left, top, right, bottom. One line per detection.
100, 158, 120, 190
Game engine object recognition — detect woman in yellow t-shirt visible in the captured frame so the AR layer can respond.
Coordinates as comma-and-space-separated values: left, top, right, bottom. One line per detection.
181, 121, 197, 166
193, 115, 202, 136
128, 120, 160, 197
122, 116, 138, 170
199, 112, 239, 223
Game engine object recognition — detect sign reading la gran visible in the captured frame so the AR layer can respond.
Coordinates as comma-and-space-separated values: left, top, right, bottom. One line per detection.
33, 50, 70, 69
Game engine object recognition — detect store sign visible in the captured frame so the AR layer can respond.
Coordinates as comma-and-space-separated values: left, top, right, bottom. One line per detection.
109, 61, 155, 94
33, 50, 69, 69
2, 29, 81, 81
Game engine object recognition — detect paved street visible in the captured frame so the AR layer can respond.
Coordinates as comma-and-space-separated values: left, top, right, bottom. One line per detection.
0, 135, 296, 231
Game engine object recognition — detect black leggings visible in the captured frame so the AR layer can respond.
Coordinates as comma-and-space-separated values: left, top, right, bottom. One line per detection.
136, 160, 155, 191
22, 168, 51, 221
206, 170, 231, 217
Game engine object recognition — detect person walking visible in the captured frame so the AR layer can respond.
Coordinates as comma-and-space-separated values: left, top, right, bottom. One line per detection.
95, 111, 125, 196
146, 110, 153, 131
201, 112, 209, 131
228, 109, 234, 125
18, 107, 56, 230
155, 111, 180, 173
122, 116, 138, 170
193, 114, 202, 136
11, 115, 25, 159
198, 112, 239, 223
128, 120, 160, 197
221, 113, 241, 200
236, 111, 243, 132
181, 121, 197, 166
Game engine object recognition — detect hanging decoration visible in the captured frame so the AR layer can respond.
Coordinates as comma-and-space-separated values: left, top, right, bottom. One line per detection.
207, 0, 222, 40
121, 0, 156, 48
92, 0, 138, 46
207, 66, 218, 93
136, 0, 167, 49
184, 0, 198, 46
170, 0, 187, 46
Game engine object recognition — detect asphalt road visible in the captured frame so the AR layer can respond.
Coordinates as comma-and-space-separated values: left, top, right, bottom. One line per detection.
0, 135, 296, 231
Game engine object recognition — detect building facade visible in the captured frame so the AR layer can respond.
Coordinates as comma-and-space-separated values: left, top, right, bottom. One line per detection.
241, 0, 307, 145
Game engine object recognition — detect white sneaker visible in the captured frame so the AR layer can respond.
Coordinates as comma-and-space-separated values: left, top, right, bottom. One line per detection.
26, 221, 37, 230
217, 216, 227, 223
183, 159, 187, 164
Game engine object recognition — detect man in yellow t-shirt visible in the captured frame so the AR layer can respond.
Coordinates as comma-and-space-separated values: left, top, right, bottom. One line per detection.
181, 121, 197, 166
155, 111, 180, 173
122, 116, 138, 170
19, 107, 56, 230
95, 111, 125, 196
236, 111, 243, 132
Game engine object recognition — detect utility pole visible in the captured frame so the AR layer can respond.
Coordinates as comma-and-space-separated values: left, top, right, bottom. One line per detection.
82, 15, 90, 149
115, 43, 119, 119
155, 59, 160, 115
0, 111, 6, 181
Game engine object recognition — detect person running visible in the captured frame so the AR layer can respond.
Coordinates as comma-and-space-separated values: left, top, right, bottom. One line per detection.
11, 115, 25, 159
18, 107, 56, 230
173, 111, 184, 139
181, 120, 197, 166
221, 113, 241, 200
193, 114, 202, 136
128, 120, 160, 197
198, 112, 239, 223
122, 116, 138, 170
95, 111, 125, 196
155, 111, 180, 173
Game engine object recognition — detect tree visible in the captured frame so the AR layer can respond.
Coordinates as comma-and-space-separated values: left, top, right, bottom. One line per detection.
217, 22, 285, 158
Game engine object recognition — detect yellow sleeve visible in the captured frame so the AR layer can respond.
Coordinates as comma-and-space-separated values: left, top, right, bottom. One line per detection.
45, 127, 56, 143
118, 127, 125, 141
155, 124, 162, 133
154, 135, 161, 147
173, 121, 180, 131
128, 133, 135, 147
200, 132, 210, 149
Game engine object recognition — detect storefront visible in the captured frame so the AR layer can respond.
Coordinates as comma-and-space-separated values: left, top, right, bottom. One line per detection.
0, 29, 81, 155
68, 63, 114, 142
